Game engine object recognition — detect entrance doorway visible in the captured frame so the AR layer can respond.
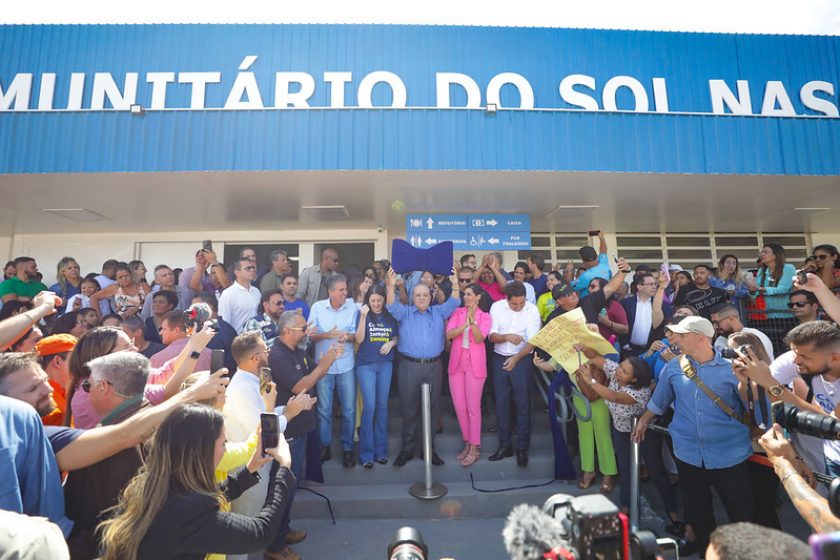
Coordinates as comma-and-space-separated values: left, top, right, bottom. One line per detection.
313, 243, 375, 277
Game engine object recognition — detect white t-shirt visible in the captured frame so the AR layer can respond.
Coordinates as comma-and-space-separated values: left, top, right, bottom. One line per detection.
630, 297, 653, 346
771, 351, 835, 473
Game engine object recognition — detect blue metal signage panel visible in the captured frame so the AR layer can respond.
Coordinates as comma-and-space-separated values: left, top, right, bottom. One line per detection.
407, 213, 531, 250
0, 25, 838, 175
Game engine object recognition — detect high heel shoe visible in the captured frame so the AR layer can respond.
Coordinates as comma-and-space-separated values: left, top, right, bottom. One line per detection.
456, 442, 471, 461
460, 445, 480, 467
600, 475, 615, 493
578, 472, 597, 489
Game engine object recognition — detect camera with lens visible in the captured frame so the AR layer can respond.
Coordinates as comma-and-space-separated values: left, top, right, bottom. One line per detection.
772, 402, 840, 440
720, 344, 753, 360
185, 302, 218, 332
388, 527, 427, 560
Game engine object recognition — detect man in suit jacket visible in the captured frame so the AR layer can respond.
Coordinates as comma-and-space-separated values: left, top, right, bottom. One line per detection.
621, 271, 672, 356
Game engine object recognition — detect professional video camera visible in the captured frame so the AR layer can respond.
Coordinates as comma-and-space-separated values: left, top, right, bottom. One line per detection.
503, 493, 659, 560
772, 402, 840, 441
387, 527, 427, 560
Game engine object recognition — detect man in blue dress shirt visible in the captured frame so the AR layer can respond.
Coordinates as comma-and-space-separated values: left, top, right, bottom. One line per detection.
633, 316, 754, 554
386, 267, 460, 466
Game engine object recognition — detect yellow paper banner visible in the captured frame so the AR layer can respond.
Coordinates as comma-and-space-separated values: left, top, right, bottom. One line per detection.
529, 307, 617, 373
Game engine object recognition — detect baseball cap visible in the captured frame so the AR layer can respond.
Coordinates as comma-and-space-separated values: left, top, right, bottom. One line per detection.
667, 264, 684, 272
667, 316, 715, 338
578, 246, 597, 262
552, 284, 576, 299
35, 333, 78, 356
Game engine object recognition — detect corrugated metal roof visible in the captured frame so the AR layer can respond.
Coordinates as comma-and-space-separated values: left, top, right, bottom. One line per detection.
0, 24, 838, 175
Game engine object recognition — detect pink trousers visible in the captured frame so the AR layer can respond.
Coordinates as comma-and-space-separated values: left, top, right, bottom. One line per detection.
449, 350, 486, 446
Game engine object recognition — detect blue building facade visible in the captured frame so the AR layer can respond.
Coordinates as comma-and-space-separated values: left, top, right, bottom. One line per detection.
1, 24, 839, 175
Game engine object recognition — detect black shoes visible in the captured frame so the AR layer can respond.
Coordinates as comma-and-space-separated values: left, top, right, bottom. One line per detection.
393, 451, 413, 467
516, 449, 529, 467
376, 457, 389, 465
362, 461, 374, 469
320, 446, 332, 462
343, 451, 355, 468
420, 451, 445, 466
488, 447, 513, 461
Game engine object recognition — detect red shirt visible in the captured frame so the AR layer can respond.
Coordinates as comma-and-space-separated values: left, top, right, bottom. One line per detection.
478, 280, 505, 302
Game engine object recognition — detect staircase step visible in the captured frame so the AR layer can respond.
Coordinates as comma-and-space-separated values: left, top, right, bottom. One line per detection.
292, 479, 595, 520
319, 447, 558, 485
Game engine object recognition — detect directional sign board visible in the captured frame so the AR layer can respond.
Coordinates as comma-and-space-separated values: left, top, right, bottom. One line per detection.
406, 214, 531, 251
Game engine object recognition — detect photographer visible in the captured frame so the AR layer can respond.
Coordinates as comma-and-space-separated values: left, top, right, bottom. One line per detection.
758, 423, 840, 534
734, 321, 840, 477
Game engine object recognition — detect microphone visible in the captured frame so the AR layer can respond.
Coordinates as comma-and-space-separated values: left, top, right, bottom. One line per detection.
502, 504, 570, 560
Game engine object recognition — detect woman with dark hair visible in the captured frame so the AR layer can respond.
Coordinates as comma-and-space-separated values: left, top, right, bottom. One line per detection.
711, 254, 756, 316
576, 347, 683, 534
98, 404, 293, 560
3, 260, 14, 280
0, 299, 32, 322
587, 277, 629, 345
537, 271, 563, 323
50, 310, 89, 339
753, 244, 796, 317
90, 264, 149, 318
813, 244, 840, 289
65, 326, 136, 428
354, 284, 398, 467
349, 274, 374, 307
445, 283, 492, 466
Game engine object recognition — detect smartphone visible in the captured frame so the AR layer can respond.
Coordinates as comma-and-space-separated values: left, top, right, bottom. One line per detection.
210, 348, 225, 375
810, 528, 840, 560
202, 239, 213, 252
796, 268, 808, 286
259, 367, 272, 394
588, 230, 600, 237
669, 346, 681, 356
260, 412, 279, 455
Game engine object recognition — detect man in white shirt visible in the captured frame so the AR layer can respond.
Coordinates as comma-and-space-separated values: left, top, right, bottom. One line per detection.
710, 303, 775, 360
218, 258, 262, 333
223, 331, 314, 560
487, 282, 541, 467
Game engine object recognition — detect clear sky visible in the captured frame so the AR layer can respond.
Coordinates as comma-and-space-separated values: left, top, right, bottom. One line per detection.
2, 0, 839, 35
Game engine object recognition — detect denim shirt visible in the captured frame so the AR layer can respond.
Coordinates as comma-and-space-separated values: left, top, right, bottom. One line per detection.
388, 296, 460, 359
647, 351, 752, 469
309, 298, 358, 374
0, 396, 72, 536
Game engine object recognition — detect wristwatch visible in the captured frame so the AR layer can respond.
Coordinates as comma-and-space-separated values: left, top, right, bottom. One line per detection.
768, 384, 784, 398
590, 378, 598, 385
189, 350, 201, 360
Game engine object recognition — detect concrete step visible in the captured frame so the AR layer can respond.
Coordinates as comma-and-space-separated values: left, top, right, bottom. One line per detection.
319, 446, 558, 485
292, 478, 598, 520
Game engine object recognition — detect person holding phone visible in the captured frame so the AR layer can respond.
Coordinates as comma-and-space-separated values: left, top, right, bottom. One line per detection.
98, 404, 295, 560
567, 230, 612, 296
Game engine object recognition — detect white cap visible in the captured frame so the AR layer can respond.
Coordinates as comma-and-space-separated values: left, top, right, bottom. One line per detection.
667, 264, 684, 272
667, 316, 715, 338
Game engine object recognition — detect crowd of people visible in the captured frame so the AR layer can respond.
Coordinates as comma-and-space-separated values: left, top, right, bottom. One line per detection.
1, 233, 840, 559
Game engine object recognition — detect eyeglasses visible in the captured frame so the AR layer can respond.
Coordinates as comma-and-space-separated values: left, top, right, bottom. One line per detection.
458, 278, 471, 283
365, 273, 375, 279
81, 378, 111, 393
788, 301, 810, 308
269, 300, 285, 306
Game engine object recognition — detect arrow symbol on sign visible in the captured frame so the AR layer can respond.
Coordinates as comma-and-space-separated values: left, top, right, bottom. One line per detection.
487, 219, 498, 226
427, 218, 434, 229
425, 237, 437, 245
488, 237, 500, 245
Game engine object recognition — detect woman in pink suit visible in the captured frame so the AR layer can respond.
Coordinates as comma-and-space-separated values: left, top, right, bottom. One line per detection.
446, 283, 492, 466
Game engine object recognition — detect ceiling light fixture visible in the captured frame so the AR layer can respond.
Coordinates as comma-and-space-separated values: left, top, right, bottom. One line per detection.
545, 204, 600, 218
42, 208, 109, 222
794, 207, 831, 211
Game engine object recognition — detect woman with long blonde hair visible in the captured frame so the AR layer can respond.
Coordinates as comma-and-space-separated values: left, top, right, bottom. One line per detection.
49, 256, 82, 313
98, 404, 293, 560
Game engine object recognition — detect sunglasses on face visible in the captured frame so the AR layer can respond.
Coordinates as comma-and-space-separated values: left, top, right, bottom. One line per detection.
458, 278, 471, 283
81, 378, 110, 393
269, 300, 285, 306
816, 254, 831, 260
788, 301, 810, 308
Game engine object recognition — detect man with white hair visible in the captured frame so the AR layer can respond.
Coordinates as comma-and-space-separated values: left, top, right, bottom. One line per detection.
386, 267, 460, 467
64, 352, 151, 559
632, 316, 754, 554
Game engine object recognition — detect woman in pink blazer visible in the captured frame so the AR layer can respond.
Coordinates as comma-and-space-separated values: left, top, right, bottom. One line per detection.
446, 283, 492, 466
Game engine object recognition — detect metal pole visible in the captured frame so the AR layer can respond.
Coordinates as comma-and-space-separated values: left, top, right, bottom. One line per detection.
629, 416, 641, 532
409, 382, 447, 500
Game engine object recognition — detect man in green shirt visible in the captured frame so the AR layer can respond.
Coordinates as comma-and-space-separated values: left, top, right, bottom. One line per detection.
0, 257, 48, 303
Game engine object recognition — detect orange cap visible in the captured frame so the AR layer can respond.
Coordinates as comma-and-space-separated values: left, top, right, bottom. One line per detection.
35, 333, 78, 356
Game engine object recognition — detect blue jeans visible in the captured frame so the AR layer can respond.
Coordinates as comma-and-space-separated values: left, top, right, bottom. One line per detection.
356, 361, 393, 463
316, 370, 356, 451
